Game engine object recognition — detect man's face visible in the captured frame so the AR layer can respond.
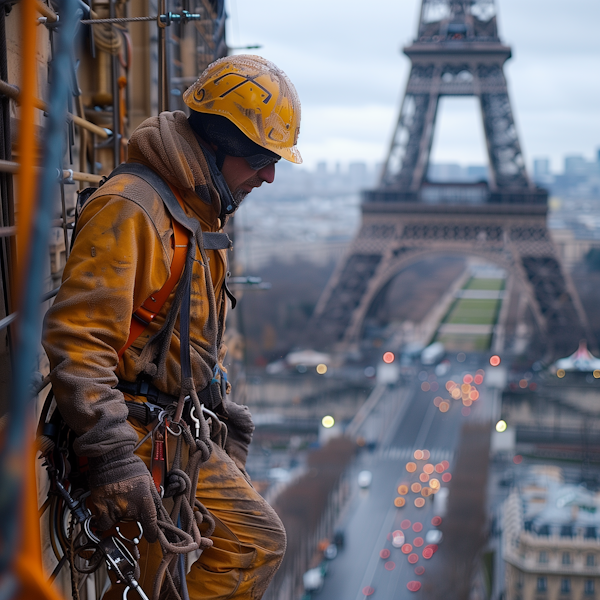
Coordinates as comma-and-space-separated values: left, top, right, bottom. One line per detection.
220, 155, 276, 204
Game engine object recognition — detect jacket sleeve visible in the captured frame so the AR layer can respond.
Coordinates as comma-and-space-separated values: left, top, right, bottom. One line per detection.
42, 194, 170, 478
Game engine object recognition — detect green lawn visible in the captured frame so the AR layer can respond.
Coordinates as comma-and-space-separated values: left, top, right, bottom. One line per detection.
434, 276, 505, 351
464, 278, 505, 291
446, 299, 500, 325
436, 333, 492, 352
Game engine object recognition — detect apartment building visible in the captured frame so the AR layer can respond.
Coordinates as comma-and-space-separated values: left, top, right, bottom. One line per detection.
503, 467, 600, 600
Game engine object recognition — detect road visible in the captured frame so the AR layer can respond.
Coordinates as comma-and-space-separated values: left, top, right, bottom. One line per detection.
313, 354, 495, 599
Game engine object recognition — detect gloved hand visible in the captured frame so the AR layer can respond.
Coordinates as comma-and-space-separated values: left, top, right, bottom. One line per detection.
88, 451, 161, 543
223, 399, 254, 472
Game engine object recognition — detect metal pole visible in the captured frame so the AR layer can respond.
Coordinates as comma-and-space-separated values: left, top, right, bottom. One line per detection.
109, 0, 120, 166
157, 0, 168, 112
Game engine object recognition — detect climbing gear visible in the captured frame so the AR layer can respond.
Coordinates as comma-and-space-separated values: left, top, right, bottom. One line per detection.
183, 54, 302, 164
37, 391, 150, 600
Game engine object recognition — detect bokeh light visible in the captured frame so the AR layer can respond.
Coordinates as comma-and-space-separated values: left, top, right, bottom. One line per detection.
322, 415, 335, 428
383, 351, 395, 364
414, 450, 424, 460
394, 497, 406, 507
419, 473, 429, 483
557, 369, 565, 378
415, 566, 425, 575
408, 553, 419, 564
321, 415, 335, 429
414, 498, 425, 508
490, 355, 501, 366
495, 419, 507, 432
362, 586, 375, 596
439, 401, 450, 412
411, 483, 422, 493
407, 581, 422, 592
421, 487, 431, 497
442, 473, 452, 483
413, 537, 424, 547
423, 464, 434, 474
431, 516, 443, 526
433, 396, 442, 407
401, 520, 411, 530
412, 522, 423, 532
380, 549, 390, 559
398, 484, 409, 495
429, 479, 440, 490
463, 374, 473, 384
406, 462, 417, 473
402, 543, 413, 554
384, 561, 396, 571
421, 382, 430, 392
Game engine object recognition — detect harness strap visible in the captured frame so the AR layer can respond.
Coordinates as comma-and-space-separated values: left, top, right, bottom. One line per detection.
117, 379, 223, 414
118, 187, 188, 359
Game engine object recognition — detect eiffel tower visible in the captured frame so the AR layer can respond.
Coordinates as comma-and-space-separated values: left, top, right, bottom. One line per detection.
311, 0, 590, 357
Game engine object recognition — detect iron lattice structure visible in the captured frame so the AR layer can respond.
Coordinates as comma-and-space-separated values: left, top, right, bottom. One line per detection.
312, 0, 590, 357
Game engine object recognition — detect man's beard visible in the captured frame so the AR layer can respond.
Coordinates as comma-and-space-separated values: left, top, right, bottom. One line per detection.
233, 188, 249, 204
233, 175, 263, 204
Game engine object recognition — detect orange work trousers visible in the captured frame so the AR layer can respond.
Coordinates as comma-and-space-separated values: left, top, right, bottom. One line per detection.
105, 419, 286, 599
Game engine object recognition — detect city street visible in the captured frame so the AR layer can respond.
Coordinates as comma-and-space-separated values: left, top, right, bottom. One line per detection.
314, 355, 496, 599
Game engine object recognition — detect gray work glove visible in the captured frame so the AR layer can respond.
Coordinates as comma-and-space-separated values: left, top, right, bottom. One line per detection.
88, 450, 161, 543
223, 399, 255, 472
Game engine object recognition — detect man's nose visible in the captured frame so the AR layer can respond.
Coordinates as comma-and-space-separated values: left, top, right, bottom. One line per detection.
258, 162, 276, 184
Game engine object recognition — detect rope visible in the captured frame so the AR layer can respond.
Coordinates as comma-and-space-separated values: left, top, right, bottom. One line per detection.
92, 22, 122, 55
68, 515, 80, 600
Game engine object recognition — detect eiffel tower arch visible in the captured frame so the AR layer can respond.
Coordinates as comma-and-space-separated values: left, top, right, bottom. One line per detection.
311, 0, 591, 358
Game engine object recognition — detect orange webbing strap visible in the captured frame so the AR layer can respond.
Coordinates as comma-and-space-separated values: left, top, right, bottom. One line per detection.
118, 186, 189, 359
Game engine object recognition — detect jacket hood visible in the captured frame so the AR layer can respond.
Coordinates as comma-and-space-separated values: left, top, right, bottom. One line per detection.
127, 110, 221, 216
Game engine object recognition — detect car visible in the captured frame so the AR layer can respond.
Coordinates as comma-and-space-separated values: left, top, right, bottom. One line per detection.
333, 529, 345, 549
425, 529, 443, 544
358, 470, 373, 488
303, 567, 324, 592
324, 543, 338, 560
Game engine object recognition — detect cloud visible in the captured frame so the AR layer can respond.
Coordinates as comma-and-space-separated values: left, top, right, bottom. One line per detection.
226, 0, 600, 172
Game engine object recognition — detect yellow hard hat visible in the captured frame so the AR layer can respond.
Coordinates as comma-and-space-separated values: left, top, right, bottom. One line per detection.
184, 55, 302, 164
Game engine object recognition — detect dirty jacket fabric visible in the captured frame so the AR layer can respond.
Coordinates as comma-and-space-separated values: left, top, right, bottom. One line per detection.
42, 111, 229, 480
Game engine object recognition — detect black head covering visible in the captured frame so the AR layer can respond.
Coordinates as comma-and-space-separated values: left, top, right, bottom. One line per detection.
188, 111, 280, 170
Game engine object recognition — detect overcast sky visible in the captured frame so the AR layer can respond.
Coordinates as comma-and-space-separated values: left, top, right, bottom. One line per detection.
225, 0, 600, 174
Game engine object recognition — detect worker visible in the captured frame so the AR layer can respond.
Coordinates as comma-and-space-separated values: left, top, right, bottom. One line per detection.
42, 54, 301, 599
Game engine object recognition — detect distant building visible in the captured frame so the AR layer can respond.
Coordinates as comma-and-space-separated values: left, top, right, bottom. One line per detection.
503, 466, 600, 600
427, 163, 488, 183
565, 155, 589, 176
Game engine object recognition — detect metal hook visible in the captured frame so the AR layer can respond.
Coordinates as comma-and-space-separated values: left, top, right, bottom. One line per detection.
190, 405, 200, 439
116, 521, 143, 546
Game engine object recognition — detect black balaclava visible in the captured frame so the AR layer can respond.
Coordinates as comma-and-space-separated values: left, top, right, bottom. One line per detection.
188, 111, 280, 220
188, 111, 280, 171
